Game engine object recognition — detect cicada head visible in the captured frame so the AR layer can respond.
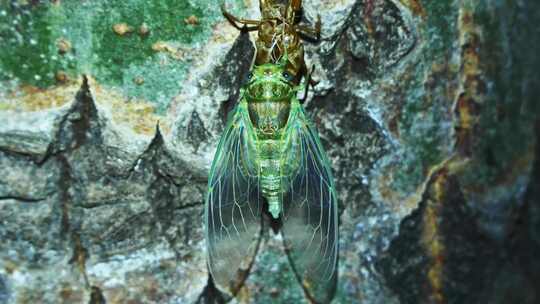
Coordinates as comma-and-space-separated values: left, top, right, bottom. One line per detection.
246, 63, 295, 102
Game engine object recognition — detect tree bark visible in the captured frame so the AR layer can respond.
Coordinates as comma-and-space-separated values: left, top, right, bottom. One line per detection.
0, 0, 539, 303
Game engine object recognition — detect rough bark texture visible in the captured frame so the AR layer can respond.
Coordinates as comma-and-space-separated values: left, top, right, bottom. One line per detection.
0, 0, 539, 303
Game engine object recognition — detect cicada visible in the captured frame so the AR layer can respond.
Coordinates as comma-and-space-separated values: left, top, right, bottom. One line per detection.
205, 59, 338, 303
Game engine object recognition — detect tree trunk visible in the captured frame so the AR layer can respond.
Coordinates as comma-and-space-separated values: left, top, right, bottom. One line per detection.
0, 0, 539, 303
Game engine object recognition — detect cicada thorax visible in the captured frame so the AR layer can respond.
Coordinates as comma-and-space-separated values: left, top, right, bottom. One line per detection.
245, 64, 295, 140
247, 100, 290, 139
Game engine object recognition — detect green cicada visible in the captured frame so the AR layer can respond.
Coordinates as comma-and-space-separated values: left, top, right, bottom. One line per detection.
205, 60, 338, 302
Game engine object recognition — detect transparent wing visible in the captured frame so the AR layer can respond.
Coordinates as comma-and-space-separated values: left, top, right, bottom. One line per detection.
280, 100, 338, 303
205, 100, 263, 295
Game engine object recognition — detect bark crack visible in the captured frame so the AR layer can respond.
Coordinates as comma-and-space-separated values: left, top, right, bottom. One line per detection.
0, 195, 47, 203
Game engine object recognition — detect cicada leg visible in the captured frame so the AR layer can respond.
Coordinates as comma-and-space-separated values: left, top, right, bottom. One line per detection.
296, 14, 322, 41
221, 4, 261, 32
290, 0, 302, 11
299, 65, 317, 104
284, 0, 302, 23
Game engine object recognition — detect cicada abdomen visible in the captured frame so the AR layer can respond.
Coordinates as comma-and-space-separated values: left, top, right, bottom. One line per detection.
205, 61, 338, 303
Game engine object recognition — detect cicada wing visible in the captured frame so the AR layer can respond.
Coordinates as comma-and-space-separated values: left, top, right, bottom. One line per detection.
280, 101, 338, 303
205, 100, 263, 295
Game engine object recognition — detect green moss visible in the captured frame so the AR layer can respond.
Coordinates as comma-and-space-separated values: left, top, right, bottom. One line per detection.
0, 2, 74, 87
46, 1, 99, 74
0, 0, 244, 112
121, 56, 189, 113
87, 0, 233, 113
91, 0, 202, 85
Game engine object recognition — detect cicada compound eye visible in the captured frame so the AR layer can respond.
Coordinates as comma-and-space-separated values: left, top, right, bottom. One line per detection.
282, 71, 294, 82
